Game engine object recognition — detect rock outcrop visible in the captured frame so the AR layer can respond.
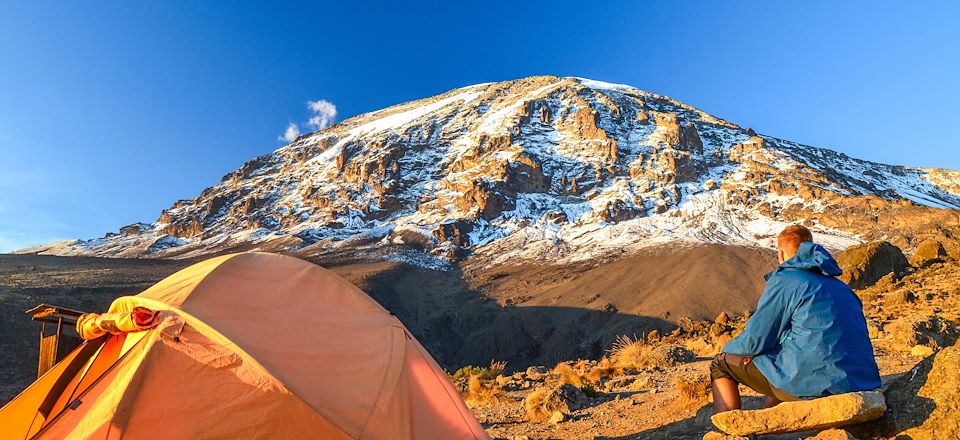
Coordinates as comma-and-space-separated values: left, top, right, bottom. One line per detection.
710, 391, 886, 436
910, 238, 948, 268
849, 345, 960, 439
884, 315, 960, 353
837, 242, 910, 289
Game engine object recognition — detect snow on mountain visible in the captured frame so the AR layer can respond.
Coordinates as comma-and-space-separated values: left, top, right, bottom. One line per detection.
21, 76, 960, 264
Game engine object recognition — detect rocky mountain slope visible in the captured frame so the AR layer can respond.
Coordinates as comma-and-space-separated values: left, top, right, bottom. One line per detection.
19, 76, 960, 263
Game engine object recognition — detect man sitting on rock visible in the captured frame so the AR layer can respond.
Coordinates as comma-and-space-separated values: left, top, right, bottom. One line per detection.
711, 225, 881, 412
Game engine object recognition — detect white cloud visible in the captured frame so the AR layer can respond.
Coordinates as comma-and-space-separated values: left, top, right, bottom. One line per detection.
306, 99, 337, 129
278, 122, 301, 143
277, 98, 338, 143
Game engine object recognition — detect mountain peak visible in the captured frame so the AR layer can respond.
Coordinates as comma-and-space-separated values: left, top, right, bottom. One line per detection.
22, 76, 960, 263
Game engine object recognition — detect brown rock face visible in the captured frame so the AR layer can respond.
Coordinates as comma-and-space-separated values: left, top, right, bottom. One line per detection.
710, 391, 886, 436
849, 345, 960, 439
505, 154, 550, 193
728, 136, 766, 162
118, 224, 146, 235
432, 219, 474, 247
836, 242, 910, 289
680, 122, 704, 153
599, 200, 642, 223
161, 218, 203, 238
910, 239, 948, 268
459, 179, 510, 220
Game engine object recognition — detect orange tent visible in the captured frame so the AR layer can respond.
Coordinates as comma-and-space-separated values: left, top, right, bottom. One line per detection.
0, 252, 490, 439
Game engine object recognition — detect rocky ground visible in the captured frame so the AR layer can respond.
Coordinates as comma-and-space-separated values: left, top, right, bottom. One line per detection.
461, 239, 960, 439
2, 239, 958, 438
0, 254, 194, 401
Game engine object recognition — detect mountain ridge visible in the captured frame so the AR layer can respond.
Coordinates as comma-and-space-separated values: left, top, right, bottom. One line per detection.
19, 76, 960, 263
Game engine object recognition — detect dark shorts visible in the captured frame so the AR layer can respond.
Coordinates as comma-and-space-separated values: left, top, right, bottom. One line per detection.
710, 353, 800, 402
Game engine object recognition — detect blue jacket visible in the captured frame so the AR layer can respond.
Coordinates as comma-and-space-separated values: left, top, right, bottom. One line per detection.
723, 241, 881, 398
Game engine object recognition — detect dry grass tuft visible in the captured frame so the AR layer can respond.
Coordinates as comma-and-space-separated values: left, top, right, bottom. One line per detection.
485, 360, 507, 379
462, 374, 510, 407
457, 360, 510, 408
610, 334, 651, 370
586, 356, 622, 382
449, 359, 507, 382
523, 387, 555, 421
523, 384, 583, 421
553, 362, 584, 388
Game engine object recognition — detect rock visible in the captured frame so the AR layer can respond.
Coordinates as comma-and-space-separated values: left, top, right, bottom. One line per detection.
884, 289, 916, 305
837, 242, 910, 289
646, 329, 661, 343
432, 219, 474, 247
715, 311, 731, 325
849, 345, 960, 439
118, 223, 149, 235
526, 366, 548, 376
885, 315, 959, 353
803, 429, 859, 439
548, 410, 569, 424
702, 431, 748, 440
911, 344, 935, 357
910, 238, 948, 268
710, 391, 886, 436
679, 122, 704, 153
646, 343, 695, 367
710, 322, 729, 337
598, 199, 642, 223
727, 136, 766, 162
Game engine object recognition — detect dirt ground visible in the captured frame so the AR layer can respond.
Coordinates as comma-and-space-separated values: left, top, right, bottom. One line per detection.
469, 353, 922, 440
1, 249, 955, 438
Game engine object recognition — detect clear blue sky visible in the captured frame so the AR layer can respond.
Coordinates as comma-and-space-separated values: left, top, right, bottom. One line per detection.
2, 1, 959, 252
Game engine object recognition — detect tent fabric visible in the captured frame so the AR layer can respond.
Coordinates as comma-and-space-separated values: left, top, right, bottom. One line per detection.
1, 252, 489, 440
76, 298, 159, 340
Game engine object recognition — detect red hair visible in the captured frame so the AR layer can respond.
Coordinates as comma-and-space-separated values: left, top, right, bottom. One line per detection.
778, 225, 813, 256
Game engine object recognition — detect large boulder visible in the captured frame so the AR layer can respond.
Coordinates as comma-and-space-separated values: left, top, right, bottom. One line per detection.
884, 315, 960, 353
910, 239, 948, 268
710, 391, 886, 436
837, 242, 910, 289
849, 344, 960, 439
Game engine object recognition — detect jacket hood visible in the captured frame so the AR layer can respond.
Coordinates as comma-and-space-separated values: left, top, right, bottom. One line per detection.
770, 241, 843, 278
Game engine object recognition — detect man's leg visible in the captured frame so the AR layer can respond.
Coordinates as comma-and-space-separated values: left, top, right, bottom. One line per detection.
710, 354, 742, 412
712, 376, 741, 412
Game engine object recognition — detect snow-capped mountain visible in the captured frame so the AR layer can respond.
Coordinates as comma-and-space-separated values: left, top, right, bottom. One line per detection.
22, 76, 960, 263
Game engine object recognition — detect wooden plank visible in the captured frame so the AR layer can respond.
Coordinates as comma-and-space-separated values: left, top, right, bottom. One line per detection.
38, 335, 58, 377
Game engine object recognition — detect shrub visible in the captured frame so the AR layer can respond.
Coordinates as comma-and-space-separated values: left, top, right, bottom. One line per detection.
523, 383, 584, 421
610, 334, 650, 370
462, 374, 509, 407
585, 356, 622, 382
448, 359, 507, 382
553, 362, 584, 388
